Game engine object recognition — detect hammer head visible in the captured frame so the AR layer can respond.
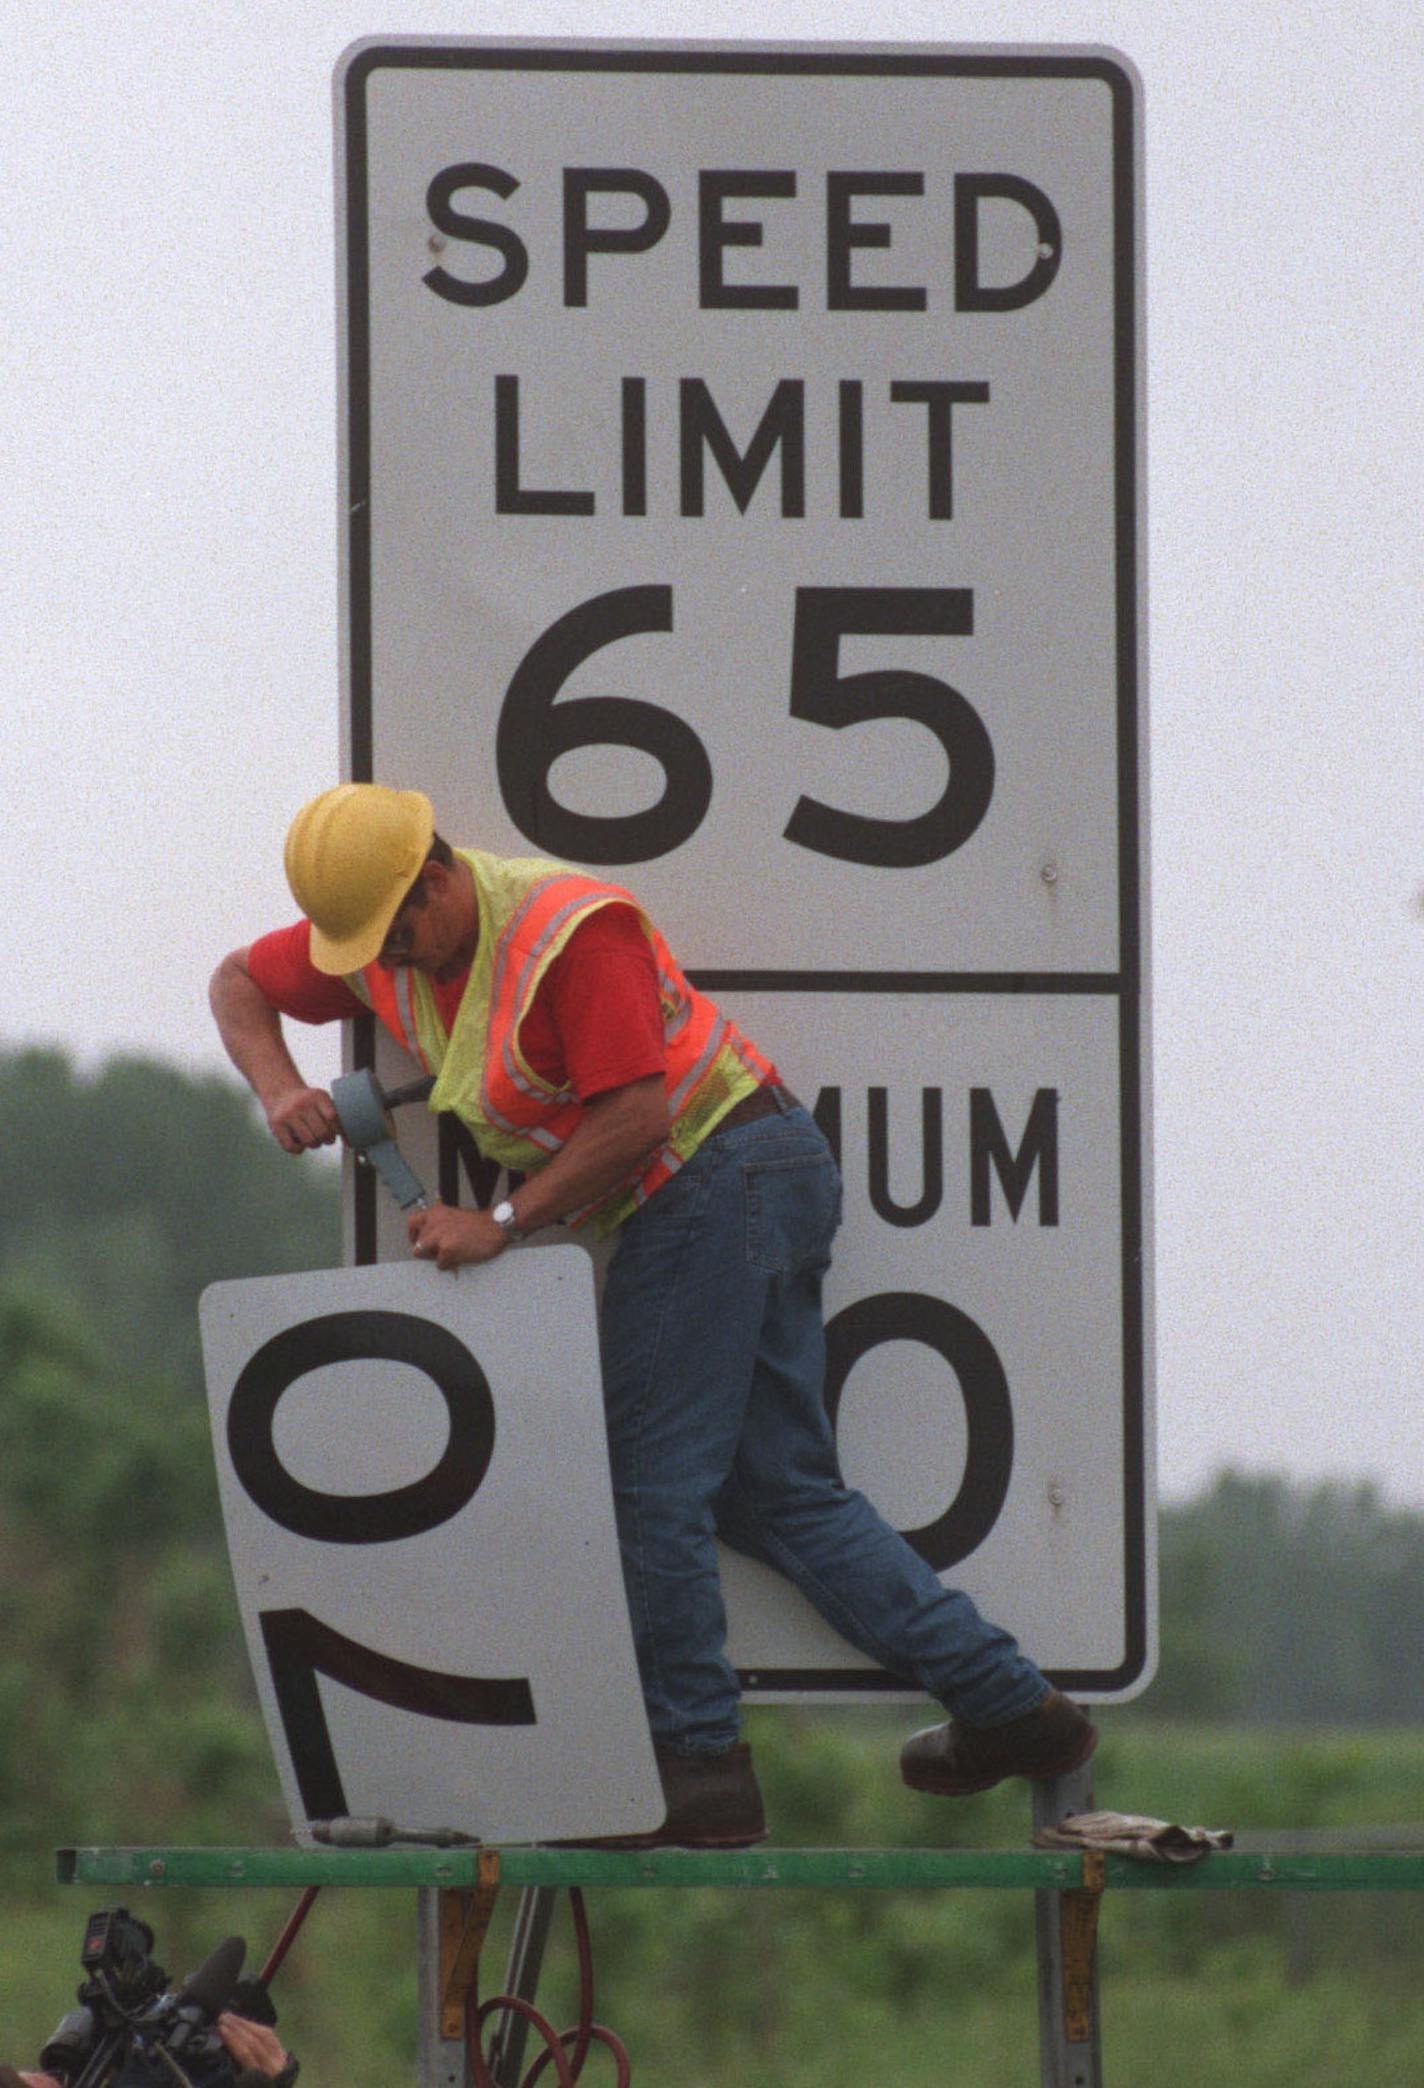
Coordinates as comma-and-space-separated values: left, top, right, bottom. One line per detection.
330, 1069, 433, 1211
330, 1068, 391, 1155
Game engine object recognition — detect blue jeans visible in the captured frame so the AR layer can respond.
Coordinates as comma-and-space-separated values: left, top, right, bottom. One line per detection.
599, 1101, 1049, 1754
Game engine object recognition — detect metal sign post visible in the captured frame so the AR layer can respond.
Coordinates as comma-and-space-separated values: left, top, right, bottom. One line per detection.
1033, 1768, 1104, 2087
335, 35, 1152, 1697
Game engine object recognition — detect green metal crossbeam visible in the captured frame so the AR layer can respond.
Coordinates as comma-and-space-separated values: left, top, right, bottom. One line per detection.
56, 1845, 1424, 1892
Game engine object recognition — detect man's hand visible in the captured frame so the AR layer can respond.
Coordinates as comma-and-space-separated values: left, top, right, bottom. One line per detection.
267, 1084, 341, 1154
408, 1201, 506, 1270
216, 2011, 292, 2077
405, 1075, 671, 1269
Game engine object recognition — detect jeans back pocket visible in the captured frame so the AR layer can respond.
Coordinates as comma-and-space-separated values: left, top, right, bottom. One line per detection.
744, 1149, 842, 1275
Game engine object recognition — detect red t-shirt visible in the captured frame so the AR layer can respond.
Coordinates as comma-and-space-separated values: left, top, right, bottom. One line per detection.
246, 903, 667, 1101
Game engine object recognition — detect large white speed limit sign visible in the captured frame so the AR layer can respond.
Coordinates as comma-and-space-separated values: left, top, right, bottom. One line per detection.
336, 40, 1152, 1698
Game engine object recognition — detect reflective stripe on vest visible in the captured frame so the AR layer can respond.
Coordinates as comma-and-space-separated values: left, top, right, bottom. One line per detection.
360, 963, 431, 1073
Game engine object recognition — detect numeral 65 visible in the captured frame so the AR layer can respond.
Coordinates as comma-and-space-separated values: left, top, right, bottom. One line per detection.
496, 584, 995, 867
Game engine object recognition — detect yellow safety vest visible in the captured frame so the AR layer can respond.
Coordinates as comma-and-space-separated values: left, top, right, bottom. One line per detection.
348, 850, 774, 1234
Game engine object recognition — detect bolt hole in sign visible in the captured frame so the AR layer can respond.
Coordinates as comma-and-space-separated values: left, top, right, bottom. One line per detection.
201, 1253, 661, 1845
338, 40, 1153, 1702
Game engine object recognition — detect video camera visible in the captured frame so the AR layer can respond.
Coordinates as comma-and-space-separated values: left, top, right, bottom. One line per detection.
37, 1908, 285, 2088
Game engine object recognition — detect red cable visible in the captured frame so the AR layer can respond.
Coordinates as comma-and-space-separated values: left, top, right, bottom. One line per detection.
259, 1886, 321, 1987
523, 2023, 632, 2088
528, 1887, 592, 2082
471, 1995, 580, 2088
252, 1877, 634, 2085
467, 1888, 631, 2088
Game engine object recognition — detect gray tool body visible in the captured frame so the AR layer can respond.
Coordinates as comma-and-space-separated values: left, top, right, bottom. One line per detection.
330, 1069, 435, 1210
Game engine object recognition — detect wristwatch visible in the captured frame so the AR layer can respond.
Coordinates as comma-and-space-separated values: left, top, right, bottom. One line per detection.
491, 1198, 526, 1244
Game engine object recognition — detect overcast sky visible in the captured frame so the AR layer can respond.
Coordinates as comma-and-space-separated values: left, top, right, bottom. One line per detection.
3, 1, 1419, 1509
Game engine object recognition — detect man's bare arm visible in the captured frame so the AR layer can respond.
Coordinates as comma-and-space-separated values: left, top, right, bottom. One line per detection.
510, 1073, 670, 1234
407, 1074, 670, 1270
209, 948, 340, 1154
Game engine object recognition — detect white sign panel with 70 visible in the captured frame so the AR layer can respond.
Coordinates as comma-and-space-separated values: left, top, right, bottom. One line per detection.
201, 1254, 661, 1845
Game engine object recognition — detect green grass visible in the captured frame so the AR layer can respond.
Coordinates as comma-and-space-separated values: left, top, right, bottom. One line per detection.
3, 1715, 1423, 2085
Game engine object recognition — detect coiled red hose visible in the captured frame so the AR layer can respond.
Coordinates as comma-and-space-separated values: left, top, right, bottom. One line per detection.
256, 1878, 630, 2084
468, 1889, 631, 2088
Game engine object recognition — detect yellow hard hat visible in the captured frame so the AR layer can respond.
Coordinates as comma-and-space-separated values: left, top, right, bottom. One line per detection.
283, 784, 436, 974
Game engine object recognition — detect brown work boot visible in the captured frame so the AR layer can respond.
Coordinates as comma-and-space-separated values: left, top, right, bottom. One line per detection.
900, 1689, 1098, 1797
561, 1741, 768, 1850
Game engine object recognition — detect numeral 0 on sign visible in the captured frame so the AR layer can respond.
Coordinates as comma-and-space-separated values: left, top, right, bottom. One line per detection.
496, 584, 995, 867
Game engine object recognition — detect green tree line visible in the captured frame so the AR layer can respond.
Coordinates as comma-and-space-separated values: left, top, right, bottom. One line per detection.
0, 1049, 340, 1859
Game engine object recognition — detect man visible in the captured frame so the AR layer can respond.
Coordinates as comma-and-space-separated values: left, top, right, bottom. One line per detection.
211, 784, 1096, 1847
